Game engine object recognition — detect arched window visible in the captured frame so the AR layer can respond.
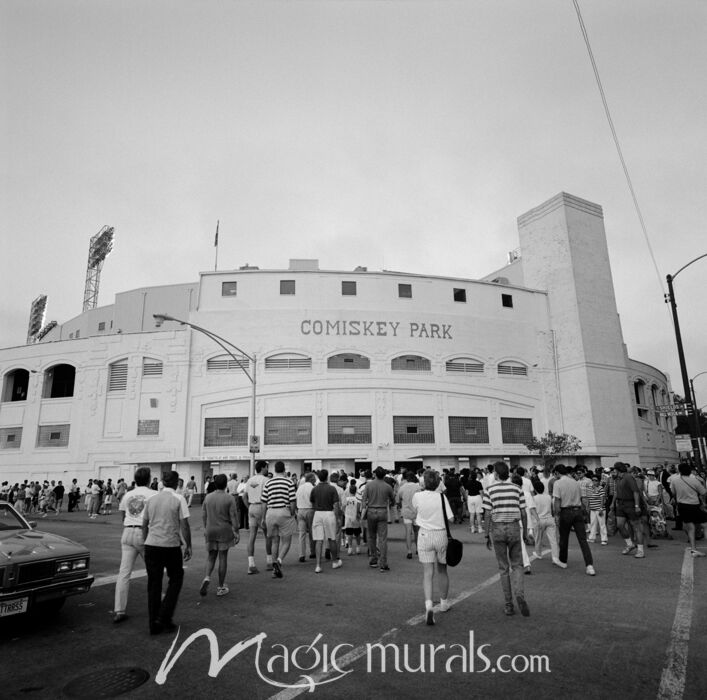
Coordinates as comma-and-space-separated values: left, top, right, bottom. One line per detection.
446, 358, 484, 374
264, 353, 312, 370
327, 353, 370, 370
206, 354, 250, 372
2, 369, 29, 402
634, 380, 648, 420
42, 364, 75, 398
391, 355, 431, 372
142, 357, 164, 377
497, 362, 527, 377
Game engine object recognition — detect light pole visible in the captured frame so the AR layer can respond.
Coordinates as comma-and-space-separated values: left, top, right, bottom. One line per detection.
689, 371, 707, 466
665, 252, 707, 469
153, 313, 258, 475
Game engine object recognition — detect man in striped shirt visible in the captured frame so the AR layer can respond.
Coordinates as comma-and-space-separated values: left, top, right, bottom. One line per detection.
587, 476, 608, 544
483, 461, 531, 617
262, 461, 297, 579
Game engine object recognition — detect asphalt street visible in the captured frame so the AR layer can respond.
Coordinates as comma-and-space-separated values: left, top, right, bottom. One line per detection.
1, 508, 705, 700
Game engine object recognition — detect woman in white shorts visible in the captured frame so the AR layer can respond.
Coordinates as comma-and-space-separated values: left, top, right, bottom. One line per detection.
411, 469, 454, 626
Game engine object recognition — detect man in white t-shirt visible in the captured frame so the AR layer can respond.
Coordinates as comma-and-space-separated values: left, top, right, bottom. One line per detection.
243, 460, 273, 574
113, 467, 157, 624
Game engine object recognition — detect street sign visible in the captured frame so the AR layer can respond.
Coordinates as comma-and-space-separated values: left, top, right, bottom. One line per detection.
655, 404, 691, 416
249, 435, 260, 453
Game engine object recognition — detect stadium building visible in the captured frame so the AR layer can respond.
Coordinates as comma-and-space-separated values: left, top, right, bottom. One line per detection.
0, 193, 677, 486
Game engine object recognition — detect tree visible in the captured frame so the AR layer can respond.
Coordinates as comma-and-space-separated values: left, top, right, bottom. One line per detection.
524, 431, 582, 468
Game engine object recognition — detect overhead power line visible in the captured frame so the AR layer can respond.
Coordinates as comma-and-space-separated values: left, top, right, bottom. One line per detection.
572, 0, 665, 294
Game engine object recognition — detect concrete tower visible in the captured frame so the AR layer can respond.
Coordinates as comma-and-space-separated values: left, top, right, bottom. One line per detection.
517, 192, 637, 462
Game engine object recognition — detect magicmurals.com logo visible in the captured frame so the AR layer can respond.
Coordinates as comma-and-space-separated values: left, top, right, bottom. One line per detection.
155, 629, 551, 691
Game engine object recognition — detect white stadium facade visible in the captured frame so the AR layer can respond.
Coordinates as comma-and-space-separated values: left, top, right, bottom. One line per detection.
0, 193, 677, 486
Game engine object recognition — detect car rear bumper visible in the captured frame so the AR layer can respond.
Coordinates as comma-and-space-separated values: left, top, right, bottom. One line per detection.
1, 574, 94, 610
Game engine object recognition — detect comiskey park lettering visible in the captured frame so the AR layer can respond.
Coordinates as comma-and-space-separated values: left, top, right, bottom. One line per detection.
301, 320, 452, 339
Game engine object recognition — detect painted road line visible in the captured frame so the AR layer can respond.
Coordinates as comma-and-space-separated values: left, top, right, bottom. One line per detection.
268, 567, 506, 700
92, 570, 147, 587
656, 548, 694, 700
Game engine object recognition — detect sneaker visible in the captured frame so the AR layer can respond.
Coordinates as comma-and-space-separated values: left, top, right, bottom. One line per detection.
621, 544, 637, 555
440, 601, 451, 612
332, 559, 343, 570
272, 562, 283, 579
406, 552, 412, 559
247, 566, 259, 575
199, 578, 210, 596
691, 550, 706, 558
113, 612, 129, 624
516, 596, 530, 617
634, 551, 645, 559
552, 559, 567, 569
586, 565, 596, 576
379, 565, 390, 572
504, 603, 516, 616
347, 547, 353, 556
369, 559, 378, 568
299, 556, 305, 563
425, 609, 435, 626
266, 562, 274, 571
315, 566, 322, 574
524, 566, 532, 575
216, 586, 229, 597
601, 541, 608, 545
588, 539, 596, 543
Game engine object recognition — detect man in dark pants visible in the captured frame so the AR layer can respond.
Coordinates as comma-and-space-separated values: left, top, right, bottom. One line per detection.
552, 464, 595, 575
142, 470, 192, 635
361, 467, 395, 571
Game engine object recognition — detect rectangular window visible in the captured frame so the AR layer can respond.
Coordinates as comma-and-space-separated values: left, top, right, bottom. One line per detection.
221, 281, 238, 296
204, 417, 248, 447
449, 417, 490, 444
393, 416, 435, 444
264, 416, 312, 445
98, 322, 106, 331
328, 416, 372, 444
108, 362, 128, 391
280, 280, 296, 295
501, 417, 533, 444
453, 288, 467, 302
398, 283, 412, 299
37, 424, 70, 448
0, 427, 22, 449
142, 359, 163, 376
501, 294, 513, 308
137, 419, 160, 436
341, 281, 357, 296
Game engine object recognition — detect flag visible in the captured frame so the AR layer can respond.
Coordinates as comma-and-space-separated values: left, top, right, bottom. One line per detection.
214, 220, 219, 247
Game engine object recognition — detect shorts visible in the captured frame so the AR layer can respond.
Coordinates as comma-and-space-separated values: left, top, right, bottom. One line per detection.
467, 495, 483, 515
205, 539, 235, 552
312, 511, 338, 541
615, 501, 643, 521
417, 528, 448, 564
677, 502, 707, 524
265, 508, 297, 537
402, 517, 415, 525
248, 503, 266, 529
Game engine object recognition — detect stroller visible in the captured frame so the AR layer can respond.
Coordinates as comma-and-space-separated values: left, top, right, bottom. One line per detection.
647, 500, 670, 539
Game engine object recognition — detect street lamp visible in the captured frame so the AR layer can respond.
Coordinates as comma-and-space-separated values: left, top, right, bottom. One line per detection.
689, 371, 707, 466
153, 313, 258, 475
665, 252, 707, 469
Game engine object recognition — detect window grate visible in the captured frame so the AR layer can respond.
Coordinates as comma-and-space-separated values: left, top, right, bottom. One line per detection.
393, 416, 435, 444
108, 362, 128, 391
142, 359, 163, 376
446, 359, 484, 374
500, 417, 533, 444
0, 427, 22, 449
37, 424, 70, 448
391, 355, 431, 372
449, 417, 489, 444
204, 417, 248, 447
264, 416, 312, 445
137, 419, 160, 436
497, 363, 527, 377
341, 281, 357, 296
265, 356, 312, 370
327, 353, 370, 370
328, 416, 372, 444
207, 355, 251, 372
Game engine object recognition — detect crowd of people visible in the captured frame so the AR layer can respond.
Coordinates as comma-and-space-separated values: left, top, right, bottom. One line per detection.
2, 458, 705, 633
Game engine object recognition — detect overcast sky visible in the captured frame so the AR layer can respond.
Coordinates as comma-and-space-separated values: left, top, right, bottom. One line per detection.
1, 0, 705, 400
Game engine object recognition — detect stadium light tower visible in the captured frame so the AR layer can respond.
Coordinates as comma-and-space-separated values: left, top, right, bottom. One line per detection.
83, 226, 115, 312
26, 294, 47, 344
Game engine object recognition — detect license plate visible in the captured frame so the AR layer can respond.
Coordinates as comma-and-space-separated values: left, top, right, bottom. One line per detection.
0, 597, 29, 617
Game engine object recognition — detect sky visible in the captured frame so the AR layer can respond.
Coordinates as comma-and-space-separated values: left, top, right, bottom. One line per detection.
1, 0, 706, 401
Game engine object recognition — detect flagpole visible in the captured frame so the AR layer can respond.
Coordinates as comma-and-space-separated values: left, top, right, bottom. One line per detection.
214, 220, 219, 271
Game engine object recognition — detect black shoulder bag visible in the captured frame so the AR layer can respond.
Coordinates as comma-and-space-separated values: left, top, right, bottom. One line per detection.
442, 493, 463, 567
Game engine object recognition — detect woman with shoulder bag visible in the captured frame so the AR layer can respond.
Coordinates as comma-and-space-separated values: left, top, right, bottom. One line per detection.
411, 470, 455, 626
667, 463, 707, 557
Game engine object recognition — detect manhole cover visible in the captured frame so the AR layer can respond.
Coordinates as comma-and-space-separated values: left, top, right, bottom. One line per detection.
63, 667, 150, 698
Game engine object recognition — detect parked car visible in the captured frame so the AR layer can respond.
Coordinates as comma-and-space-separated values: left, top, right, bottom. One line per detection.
0, 502, 94, 618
